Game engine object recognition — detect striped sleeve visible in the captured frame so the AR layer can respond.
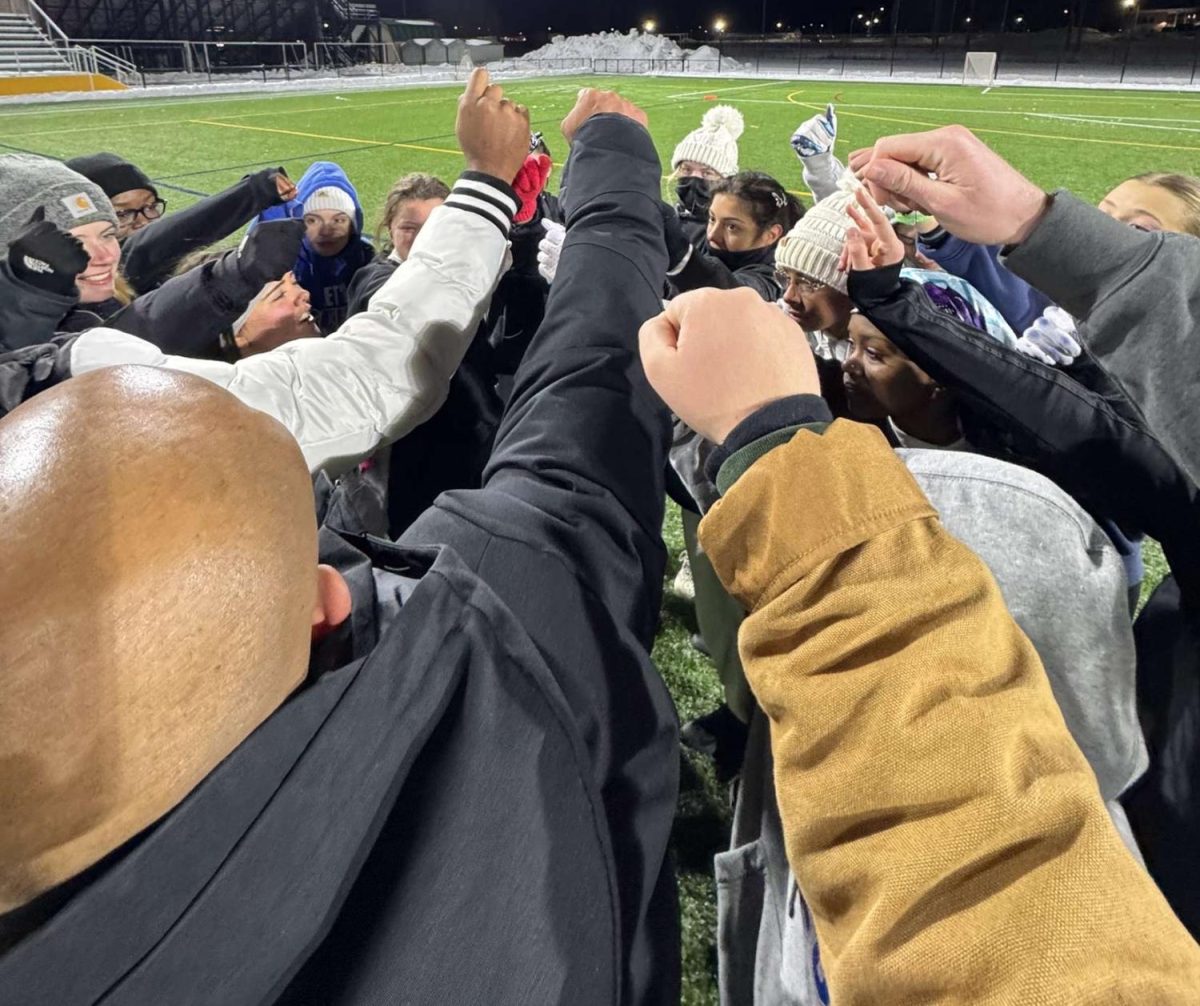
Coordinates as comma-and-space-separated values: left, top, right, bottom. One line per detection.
444, 171, 519, 237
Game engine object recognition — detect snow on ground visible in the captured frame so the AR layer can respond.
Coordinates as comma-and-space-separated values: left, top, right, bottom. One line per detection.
4, 31, 1197, 106
511, 30, 742, 72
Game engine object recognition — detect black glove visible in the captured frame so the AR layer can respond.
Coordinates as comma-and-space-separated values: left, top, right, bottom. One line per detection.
8, 218, 88, 299
660, 203, 693, 274
235, 219, 304, 286
245, 166, 293, 206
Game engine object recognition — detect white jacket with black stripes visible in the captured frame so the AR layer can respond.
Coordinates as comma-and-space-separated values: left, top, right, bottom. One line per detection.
67, 172, 518, 476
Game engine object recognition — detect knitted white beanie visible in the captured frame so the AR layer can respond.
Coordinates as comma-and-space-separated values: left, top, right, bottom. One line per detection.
775, 187, 856, 296
671, 106, 744, 177
303, 186, 356, 217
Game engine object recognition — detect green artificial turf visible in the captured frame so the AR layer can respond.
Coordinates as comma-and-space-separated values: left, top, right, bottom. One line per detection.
3, 73, 1190, 1002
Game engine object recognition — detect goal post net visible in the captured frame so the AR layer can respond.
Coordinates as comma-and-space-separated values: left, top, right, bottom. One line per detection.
963, 51, 998, 86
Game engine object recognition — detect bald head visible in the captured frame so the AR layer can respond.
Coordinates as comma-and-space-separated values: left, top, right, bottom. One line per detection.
0, 367, 318, 911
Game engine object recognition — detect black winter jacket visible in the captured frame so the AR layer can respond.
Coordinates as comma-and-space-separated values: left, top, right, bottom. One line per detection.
0, 115, 680, 1006
850, 265, 1200, 606
668, 240, 781, 303
0, 244, 287, 360
122, 169, 286, 293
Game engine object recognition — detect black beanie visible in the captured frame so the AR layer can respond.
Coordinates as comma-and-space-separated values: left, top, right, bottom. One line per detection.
64, 152, 157, 200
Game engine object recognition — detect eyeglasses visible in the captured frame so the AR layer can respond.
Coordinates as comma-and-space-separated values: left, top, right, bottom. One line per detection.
775, 270, 827, 294
114, 199, 167, 225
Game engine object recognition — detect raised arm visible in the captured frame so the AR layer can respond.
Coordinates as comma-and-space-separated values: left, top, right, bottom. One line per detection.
68, 70, 529, 475
851, 124, 1200, 486
121, 169, 292, 292
640, 285, 1200, 1003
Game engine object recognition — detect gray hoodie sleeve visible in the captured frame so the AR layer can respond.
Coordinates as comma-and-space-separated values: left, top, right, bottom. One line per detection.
1002, 191, 1200, 486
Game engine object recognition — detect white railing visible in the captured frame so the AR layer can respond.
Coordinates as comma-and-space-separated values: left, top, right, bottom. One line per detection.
1, 0, 138, 82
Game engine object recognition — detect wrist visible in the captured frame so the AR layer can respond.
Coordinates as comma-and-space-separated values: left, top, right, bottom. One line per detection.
1004, 187, 1053, 248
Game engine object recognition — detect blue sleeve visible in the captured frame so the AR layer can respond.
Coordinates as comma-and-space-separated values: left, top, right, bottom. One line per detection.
919, 233, 1052, 331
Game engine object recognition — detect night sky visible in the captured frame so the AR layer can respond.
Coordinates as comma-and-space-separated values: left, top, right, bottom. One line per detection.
382, 0, 1130, 39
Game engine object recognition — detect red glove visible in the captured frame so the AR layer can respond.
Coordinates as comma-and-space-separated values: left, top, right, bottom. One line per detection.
513, 153, 553, 224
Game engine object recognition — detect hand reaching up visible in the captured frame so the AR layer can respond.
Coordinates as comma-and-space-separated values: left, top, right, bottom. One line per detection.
639, 287, 819, 444
561, 87, 648, 143
456, 68, 531, 184
839, 186, 906, 274
848, 125, 1050, 247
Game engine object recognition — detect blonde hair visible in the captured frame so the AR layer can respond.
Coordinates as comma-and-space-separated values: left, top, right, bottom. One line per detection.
1131, 172, 1200, 238
376, 173, 450, 252
113, 272, 135, 306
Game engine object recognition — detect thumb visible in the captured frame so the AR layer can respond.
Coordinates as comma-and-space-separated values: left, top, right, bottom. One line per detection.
863, 158, 939, 212
28, 206, 47, 225
638, 310, 680, 385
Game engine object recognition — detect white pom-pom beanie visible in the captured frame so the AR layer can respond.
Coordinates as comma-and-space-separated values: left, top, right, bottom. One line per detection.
775, 188, 856, 296
671, 105, 744, 177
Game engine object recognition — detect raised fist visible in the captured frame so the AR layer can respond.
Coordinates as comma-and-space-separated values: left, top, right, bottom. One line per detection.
456, 68, 531, 184
561, 88, 648, 143
640, 286, 819, 444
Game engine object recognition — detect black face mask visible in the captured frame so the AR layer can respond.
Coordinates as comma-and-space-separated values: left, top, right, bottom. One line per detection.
709, 242, 779, 271
675, 175, 712, 218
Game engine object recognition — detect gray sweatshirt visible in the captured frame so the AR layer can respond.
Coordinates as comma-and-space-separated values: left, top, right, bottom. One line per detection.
1002, 191, 1200, 489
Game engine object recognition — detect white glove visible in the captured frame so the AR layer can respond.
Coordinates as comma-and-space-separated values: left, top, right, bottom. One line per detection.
537, 218, 565, 285
1016, 305, 1082, 367
790, 103, 838, 159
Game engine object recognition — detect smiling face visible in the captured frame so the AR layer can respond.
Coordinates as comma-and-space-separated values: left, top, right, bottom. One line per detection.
304, 209, 353, 257
778, 267, 852, 335
387, 197, 443, 262
69, 220, 121, 304
1099, 179, 1196, 234
235, 272, 319, 354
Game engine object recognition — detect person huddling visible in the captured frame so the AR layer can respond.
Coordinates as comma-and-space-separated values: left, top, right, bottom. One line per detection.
669, 105, 744, 247
0, 154, 302, 359
0, 77, 681, 1005
664, 171, 801, 303
346, 173, 450, 317
637, 282, 1200, 1002
66, 151, 296, 293
258, 161, 374, 332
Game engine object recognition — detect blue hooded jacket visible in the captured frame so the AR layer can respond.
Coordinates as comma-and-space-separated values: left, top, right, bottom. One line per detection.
257, 161, 374, 332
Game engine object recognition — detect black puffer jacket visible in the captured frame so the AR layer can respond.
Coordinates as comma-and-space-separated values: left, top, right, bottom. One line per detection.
122, 169, 287, 293
850, 264, 1200, 607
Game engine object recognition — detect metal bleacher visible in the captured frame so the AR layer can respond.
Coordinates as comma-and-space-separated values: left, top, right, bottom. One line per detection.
0, 8, 70, 73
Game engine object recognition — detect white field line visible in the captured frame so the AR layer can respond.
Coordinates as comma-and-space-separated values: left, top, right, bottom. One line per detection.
719, 97, 1200, 126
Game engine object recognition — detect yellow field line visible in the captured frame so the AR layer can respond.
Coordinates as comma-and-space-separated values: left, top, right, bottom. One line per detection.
192, 116, 813, 199
785, 91, 1200, 153
189, 117, 463, 156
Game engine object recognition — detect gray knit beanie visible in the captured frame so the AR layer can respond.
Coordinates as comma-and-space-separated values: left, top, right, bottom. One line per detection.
775, 188, 857, 296
0, 154, 117, 253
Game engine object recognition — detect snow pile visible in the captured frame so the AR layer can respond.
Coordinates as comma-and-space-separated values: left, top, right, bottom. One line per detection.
512, 30, 741, 71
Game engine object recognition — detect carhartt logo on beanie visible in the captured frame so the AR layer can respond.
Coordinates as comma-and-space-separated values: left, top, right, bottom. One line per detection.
775, 188, 856, 296
303, 187, 357, 218
671, 106, 744, 178
0, 154, 118, 253
65, 152, 156, 200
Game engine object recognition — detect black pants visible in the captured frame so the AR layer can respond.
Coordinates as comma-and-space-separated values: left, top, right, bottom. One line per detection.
1123, 573, 1200, 939
399, 239, 681, 1004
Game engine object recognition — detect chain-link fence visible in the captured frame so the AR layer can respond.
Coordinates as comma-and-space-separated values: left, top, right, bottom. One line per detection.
703, 31, 1200, 87
49, 29, 1200, 90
